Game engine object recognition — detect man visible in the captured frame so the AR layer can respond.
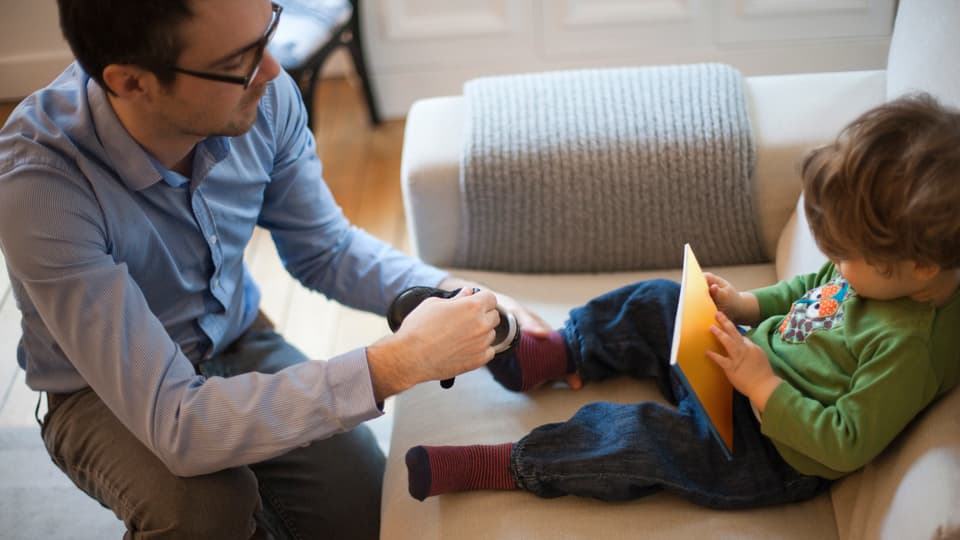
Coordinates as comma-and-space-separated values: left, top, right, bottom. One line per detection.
0, 1, 550, 538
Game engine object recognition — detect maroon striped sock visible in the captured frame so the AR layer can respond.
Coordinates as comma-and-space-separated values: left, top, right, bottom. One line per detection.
517, 331, 571, 391
487, 331, 573, 391
405, 443, 515, 501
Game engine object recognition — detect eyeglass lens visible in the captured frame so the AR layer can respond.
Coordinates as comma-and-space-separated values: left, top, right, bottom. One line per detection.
244, 4, 282, 88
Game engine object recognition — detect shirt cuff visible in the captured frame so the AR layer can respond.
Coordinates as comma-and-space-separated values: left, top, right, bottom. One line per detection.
751, 287, 781, 320
323, 347, 384, 428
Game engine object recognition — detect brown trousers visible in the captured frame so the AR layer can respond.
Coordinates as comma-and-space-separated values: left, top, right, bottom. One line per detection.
41, 322, 385, 540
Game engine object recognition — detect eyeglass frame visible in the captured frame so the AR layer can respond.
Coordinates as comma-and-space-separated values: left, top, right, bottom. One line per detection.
170, 2, 283, 89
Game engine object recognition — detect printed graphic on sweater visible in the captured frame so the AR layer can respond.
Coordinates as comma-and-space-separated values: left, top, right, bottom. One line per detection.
778, 276, 855, 344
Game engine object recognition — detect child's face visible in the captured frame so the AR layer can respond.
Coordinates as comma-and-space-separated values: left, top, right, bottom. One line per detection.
833, 258, 929, 301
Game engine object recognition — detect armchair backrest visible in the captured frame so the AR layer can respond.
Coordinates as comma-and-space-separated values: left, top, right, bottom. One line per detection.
886, 0, 960, 107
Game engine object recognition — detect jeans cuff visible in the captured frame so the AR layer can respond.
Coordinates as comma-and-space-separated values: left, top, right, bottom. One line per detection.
509, 438, 539, 494
559, 323, 585, 382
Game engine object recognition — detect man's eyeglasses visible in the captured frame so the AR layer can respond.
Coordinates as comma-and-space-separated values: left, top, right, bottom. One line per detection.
171, 2, 282, 89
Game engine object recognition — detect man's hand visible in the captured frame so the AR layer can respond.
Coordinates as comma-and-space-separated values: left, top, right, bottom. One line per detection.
438, 276, 553, 337
704, 272, 760, 326
706, 311, 782, 413
367, 287, 499, 401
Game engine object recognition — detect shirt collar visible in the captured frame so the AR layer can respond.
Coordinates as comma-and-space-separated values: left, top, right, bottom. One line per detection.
87, 79, 165, 191
86, 79, 232, 191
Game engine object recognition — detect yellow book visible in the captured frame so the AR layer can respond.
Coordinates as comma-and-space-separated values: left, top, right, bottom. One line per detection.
669, 244, 734, 458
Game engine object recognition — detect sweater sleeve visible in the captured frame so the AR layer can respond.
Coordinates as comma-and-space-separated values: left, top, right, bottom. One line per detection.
761, 335, 939, 477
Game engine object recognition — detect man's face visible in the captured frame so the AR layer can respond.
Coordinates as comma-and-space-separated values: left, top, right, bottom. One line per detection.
155, 0, 281, 138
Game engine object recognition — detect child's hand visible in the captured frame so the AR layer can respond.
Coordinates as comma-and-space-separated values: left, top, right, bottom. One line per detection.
706, 311, 782, 412
703, 272, 759, 326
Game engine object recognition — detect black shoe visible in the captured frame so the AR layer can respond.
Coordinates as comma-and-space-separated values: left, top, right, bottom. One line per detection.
386, 286, 521, 388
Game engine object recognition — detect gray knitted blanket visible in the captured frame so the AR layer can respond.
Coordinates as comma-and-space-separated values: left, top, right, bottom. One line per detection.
458, 64, 766, 272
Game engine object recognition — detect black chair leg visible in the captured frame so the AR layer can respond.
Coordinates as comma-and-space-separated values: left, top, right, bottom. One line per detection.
346, 10, 380, 126
302, 66, 322, 131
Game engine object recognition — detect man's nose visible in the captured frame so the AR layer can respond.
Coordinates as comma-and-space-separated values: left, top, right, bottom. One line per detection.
256, 51, 282, 84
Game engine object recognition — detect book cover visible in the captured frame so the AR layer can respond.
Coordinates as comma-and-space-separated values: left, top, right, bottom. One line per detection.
669, 244, 734, 458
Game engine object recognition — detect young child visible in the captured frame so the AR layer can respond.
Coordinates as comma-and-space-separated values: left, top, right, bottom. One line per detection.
404, 93, 960, 508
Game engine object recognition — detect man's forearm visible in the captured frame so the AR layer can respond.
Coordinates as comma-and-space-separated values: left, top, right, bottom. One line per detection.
366, 336, 415, 402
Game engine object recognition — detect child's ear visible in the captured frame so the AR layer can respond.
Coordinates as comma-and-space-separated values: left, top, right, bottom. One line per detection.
912, 262, 942, 281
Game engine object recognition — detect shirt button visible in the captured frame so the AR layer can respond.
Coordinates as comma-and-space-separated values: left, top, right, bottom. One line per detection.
209, 235, 218, 244
212, 278, 220, 288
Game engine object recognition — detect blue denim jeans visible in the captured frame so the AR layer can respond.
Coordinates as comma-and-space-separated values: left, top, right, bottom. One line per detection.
511, 279, 828, 509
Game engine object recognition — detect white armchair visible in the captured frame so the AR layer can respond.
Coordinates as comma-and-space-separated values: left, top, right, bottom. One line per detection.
383, 2, 960, 538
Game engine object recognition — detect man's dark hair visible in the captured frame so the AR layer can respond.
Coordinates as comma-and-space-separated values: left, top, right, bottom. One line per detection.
57, 0, 194, 92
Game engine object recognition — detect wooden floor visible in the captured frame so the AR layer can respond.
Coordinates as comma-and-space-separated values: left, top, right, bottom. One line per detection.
0, 77, 407, 537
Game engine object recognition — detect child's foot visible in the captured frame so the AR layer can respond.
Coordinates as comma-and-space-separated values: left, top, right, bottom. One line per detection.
405, 443, 515, 501
486, 331, 576, 391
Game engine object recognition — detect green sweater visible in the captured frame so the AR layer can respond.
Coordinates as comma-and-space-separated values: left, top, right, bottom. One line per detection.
749, 262, 960, 479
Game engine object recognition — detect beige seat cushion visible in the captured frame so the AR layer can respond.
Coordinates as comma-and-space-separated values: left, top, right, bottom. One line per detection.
382, 266, 840, 540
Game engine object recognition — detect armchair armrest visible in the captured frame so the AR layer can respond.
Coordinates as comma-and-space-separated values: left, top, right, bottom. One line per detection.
400, 96, 466, 267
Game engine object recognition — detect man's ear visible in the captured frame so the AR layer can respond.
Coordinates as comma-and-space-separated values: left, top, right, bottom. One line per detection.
101, 64, 158, 100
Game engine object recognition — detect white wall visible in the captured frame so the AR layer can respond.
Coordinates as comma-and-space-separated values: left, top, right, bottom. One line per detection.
0, 1, 73, 100
361, 0, 897, 119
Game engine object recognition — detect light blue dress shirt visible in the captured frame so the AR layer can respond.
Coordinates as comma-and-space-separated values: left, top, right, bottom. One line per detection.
0, 64, 447, 475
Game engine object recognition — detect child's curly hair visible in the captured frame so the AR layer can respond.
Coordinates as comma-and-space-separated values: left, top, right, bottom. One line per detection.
801, 93, 960, 273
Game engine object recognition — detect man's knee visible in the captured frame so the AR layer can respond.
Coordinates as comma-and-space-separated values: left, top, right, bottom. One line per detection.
150, 466, 262, 540
42, 389, 264, 539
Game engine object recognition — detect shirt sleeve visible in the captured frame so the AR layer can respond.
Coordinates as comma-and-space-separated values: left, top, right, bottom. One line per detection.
0, 160, 384, 478
256, 73, 448, 314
